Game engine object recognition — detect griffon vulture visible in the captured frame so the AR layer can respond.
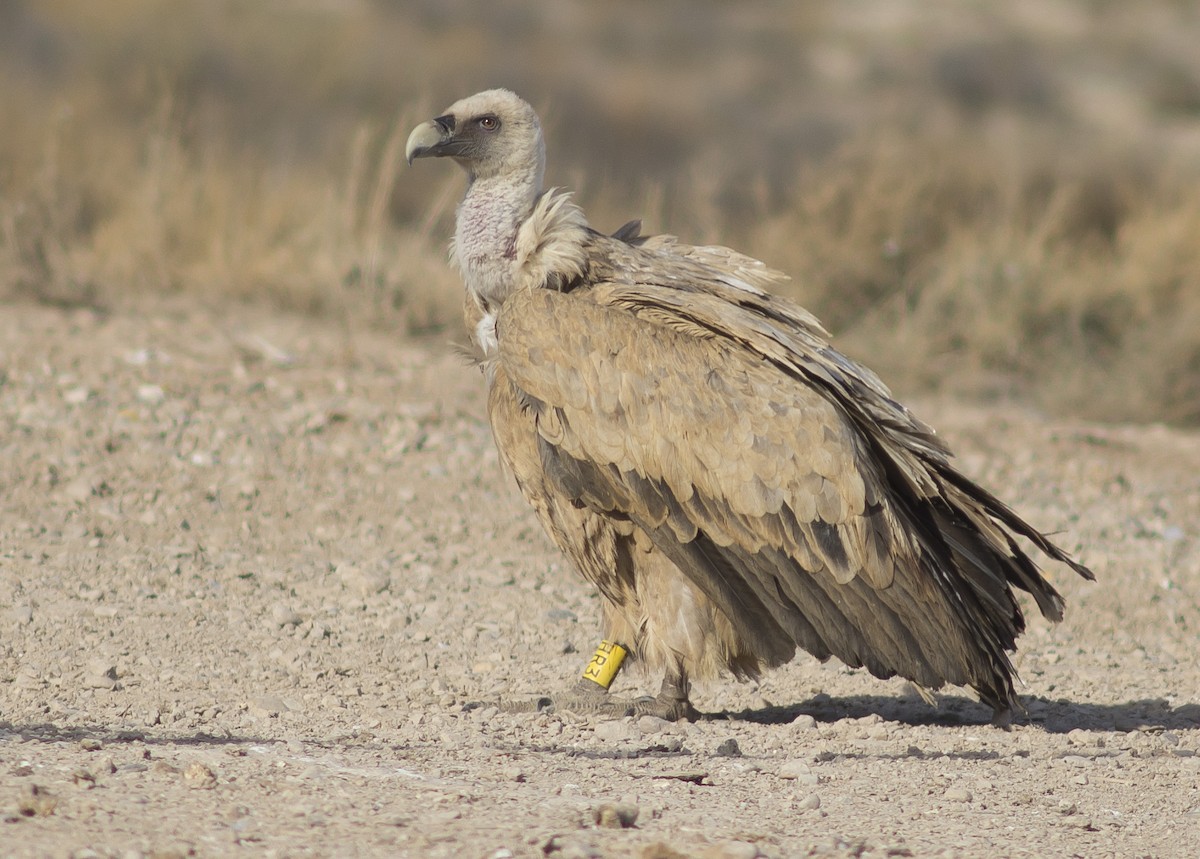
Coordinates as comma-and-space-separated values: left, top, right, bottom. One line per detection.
406, 89, 1093, 723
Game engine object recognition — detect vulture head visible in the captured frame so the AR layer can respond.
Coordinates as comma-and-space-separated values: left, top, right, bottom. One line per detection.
405, 88, 545, 186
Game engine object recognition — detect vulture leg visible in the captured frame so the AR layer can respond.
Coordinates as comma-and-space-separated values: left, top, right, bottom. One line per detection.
649, 665, 699, 721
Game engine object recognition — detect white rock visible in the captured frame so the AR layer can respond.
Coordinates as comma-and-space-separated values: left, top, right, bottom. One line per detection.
249, 696, 290, 718
638, 715, 672, 735
337, 563, 389, 596
137, 384, 165, 405
271, 604, 302, 628
593, 719, 637, 743
778, 760, 818, 784
85, 659, 117, 684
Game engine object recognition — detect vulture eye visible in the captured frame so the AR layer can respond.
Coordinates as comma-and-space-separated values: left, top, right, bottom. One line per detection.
477, 115, 500, 131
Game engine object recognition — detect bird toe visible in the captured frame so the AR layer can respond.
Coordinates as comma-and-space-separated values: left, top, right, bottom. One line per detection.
496, 684, 698, 721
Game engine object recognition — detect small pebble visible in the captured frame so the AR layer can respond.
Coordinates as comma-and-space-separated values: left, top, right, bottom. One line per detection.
593, 802, 638, 829
249, 696, 289, 718
85, 658, 117, 677
792, 714, 817, 729
63, 475, 96, 502
83, 661, 118, 690
638, 715, 672, 735
136, 384, 165, 405
271, 603, 302, 627
943, 787, 973, 803
798, 793, 821, 810
593, 719, 637, 743
12, 666, 43, 690
16, 784, 57, 817
337, 562, 389, 596
715, 738, 742, 757
778, 761, 819, 785
184, 762, 218, 789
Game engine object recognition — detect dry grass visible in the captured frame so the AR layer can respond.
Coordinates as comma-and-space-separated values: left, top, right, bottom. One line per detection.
754, 134, 1200, 423
0, 80, 459, 332
2, 0, 1200, 423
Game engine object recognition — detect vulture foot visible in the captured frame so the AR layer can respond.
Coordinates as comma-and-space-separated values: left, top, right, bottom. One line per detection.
495, 678, 698, 721
496, 643, 699, 720
536, 675, 698, 721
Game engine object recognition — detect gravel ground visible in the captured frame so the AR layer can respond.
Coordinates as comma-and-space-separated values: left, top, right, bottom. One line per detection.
1, 298, 1198, 858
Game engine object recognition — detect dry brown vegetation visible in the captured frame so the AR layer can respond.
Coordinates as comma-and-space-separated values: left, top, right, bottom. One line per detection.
3, 0, 1200, 422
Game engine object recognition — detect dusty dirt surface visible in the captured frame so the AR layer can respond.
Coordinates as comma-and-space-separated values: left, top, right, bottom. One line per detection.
1, 298, 1198, 859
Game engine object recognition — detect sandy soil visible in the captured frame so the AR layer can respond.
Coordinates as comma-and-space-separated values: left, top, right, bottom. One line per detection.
1, 298, 1198, 859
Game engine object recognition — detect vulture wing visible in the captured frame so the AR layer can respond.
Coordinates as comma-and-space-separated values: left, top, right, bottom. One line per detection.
495, 233, 1092, 710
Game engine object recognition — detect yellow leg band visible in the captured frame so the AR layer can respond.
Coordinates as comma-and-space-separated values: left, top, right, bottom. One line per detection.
581, 640, 628, 690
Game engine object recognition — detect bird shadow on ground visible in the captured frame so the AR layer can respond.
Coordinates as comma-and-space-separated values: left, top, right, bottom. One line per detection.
0, 721, 275, 748
719, 694, 1200, 733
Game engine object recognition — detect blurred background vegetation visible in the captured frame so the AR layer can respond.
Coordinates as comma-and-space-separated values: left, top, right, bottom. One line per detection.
2, 0, 1199, 422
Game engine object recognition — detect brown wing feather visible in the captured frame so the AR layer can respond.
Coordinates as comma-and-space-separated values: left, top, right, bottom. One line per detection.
494, 288, 996, 701
490, 362, 796, 675
496, 239, 1091, 711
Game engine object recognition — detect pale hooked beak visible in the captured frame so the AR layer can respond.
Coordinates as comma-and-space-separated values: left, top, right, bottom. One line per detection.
405, 115, 456, 165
